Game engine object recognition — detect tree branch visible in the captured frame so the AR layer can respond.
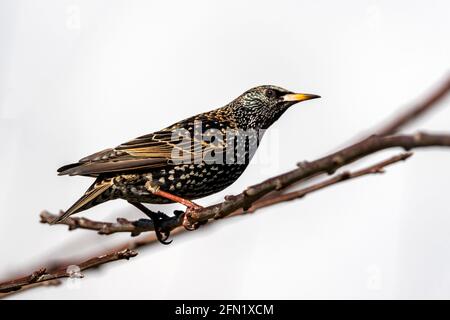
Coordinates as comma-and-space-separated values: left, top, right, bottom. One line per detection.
40, 132, 450, 233
39, 151, 414, 235
1, 75, 449, 298
184, 132, 450, 227
0, 249, 137, 295
39, 211, 162, 236
2, 152, 413, 296
244, 152, 413, 212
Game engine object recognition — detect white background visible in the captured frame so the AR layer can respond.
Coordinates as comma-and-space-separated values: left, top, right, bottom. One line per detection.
1, 0, 450, 299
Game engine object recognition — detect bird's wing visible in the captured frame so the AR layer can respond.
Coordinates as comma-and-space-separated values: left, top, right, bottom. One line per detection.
57, 129, 188, 177
57, 114, 233, 177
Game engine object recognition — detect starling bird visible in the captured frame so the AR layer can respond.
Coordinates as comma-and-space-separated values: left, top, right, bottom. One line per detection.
55, 85, 320, 243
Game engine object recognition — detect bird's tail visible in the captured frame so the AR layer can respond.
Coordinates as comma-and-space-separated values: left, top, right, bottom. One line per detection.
51, 178, 114, 224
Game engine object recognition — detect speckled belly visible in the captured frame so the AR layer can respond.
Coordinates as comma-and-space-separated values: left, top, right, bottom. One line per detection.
109, 163, 249, 204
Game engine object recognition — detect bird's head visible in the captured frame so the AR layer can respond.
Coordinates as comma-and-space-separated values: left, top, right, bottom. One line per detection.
229, 85, 320, 130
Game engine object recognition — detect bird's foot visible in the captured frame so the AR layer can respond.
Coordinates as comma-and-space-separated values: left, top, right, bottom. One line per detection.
151, 211, 173, 245
128, 201, 172, 245
143, 182, 204, 232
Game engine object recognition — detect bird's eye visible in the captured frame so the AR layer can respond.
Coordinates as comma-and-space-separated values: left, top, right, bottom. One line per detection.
265, 89, 276, 98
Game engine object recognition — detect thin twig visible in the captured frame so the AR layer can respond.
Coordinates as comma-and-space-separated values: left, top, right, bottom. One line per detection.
0, 280, 62, 299
245, 152, 412, 212
39, 211, 160, 236
0, 248, 137, 295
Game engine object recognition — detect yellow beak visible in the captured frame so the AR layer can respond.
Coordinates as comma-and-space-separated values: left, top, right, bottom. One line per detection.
282, 93, 321, 102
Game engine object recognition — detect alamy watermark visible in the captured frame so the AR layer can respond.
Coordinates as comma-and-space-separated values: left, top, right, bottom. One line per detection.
167, 120, 278, 171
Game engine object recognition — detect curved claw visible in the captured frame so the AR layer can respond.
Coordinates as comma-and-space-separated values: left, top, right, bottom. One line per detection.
128, 201, 174, 245
155, 228, 172, 245
159, 236, 173, 245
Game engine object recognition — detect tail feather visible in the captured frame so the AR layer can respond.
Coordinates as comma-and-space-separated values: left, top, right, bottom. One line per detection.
51, 179, 114, 224
57, 162, 82, 175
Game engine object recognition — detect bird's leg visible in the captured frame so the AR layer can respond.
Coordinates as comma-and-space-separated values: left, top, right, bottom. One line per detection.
144, 181, 202, 209
144, 181, 203, 231
128, 201, 172, 245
